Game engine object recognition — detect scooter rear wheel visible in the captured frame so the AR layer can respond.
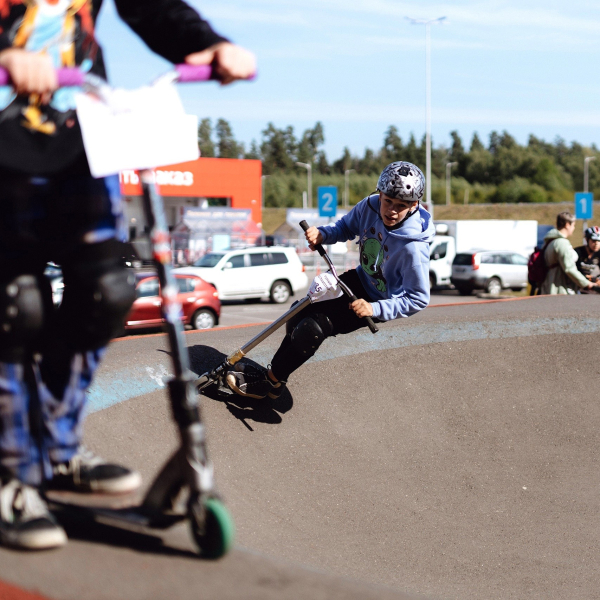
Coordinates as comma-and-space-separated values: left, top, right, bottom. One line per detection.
190, 496, 235, 559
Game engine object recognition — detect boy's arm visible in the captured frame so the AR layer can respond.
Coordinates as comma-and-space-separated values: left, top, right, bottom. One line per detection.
114, 0, 255, 82
317, 201, 365, 245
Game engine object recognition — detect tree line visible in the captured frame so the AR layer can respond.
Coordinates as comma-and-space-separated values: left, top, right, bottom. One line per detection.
198, 118, 600, 207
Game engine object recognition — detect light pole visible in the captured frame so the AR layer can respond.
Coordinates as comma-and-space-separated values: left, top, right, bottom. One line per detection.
446, 162, 457, 206
344, 169, 355, 209
261, 174, 269, 245
584, 156, 595, 193
296, 162, 312, 208
583, 156, 596, 233
407, 16, 446, 213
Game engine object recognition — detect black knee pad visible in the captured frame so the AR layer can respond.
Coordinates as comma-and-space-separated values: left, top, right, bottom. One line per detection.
290, 314, 333, 358
59, 243, 136, 351
0, 274, 49, 362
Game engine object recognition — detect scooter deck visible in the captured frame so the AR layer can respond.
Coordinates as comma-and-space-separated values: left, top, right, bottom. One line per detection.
46, 494, 186, 530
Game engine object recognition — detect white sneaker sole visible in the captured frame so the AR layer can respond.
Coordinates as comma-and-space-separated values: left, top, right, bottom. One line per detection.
1, 525, 67, 550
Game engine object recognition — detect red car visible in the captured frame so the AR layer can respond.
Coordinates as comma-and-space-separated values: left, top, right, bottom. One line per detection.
125, 273, 220, 331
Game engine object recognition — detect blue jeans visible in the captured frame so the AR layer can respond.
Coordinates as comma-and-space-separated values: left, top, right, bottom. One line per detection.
0, 170, 126, 485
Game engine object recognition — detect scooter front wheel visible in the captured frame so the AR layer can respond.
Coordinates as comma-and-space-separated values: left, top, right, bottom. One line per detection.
189, 496, 235, 559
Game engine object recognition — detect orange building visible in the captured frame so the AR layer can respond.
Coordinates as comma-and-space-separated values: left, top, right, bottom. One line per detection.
119, 157, 263, 227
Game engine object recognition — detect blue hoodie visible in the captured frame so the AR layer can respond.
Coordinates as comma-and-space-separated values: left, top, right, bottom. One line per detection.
317, 194, 435, 321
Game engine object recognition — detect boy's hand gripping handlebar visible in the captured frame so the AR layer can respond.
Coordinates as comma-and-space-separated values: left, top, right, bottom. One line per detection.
300, 220, 378, 334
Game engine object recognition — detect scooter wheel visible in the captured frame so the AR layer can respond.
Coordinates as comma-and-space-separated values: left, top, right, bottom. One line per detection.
189, 496, 235, 559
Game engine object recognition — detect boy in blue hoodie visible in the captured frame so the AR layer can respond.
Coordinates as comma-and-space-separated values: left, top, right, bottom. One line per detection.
226, 161, 435, 400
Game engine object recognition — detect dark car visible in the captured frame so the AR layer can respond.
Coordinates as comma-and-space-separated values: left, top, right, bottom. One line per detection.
125, 273, 221, 331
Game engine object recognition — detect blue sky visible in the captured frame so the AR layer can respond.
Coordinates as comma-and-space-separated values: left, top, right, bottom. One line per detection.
96, 0, 600, 161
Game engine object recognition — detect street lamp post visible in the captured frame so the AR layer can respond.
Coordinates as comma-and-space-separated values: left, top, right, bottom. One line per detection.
344, 169, 355, 209
584, 156, 595, 193
296, 162, 312, 208
583, 156, 596, 233
446, 162, 457, 206
261, 174, 269, 245
407, 16, 446, 213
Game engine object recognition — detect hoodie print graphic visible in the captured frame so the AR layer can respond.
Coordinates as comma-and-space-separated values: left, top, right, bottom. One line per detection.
359, 230, 389, 293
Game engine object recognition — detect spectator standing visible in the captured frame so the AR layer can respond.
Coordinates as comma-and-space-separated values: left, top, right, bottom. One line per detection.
574, 226, 600, 286
540, 212, 596, 295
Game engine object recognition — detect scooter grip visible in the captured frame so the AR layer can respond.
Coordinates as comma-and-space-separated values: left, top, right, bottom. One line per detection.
174, 64, 257, 83
174, 64, 213, 82
347, 290, 379, 334
365, 316, 379, 334
0, 67, 84, 87
299, 220, 326, 257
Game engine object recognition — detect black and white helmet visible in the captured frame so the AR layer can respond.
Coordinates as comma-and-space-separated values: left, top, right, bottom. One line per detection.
585, 226, 600, 241
377, 161, 425, 202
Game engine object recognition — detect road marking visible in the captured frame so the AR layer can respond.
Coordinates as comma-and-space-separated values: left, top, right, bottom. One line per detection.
87, 313, 600, 414
0, 580, 50, 600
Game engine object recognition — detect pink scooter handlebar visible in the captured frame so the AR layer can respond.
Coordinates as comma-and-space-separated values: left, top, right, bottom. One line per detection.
0, 64, 254, 87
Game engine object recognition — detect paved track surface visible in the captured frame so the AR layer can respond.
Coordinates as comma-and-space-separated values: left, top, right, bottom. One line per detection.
2, 295, 600, 600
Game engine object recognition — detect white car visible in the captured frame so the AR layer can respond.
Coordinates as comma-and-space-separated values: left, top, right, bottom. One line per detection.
174, 246, 308, 303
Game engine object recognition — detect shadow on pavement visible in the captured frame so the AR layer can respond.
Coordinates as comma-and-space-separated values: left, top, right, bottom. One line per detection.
188, 345, 293, 431
53, 508, 198, 559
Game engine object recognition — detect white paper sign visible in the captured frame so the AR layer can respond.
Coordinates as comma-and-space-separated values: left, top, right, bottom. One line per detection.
308, 272, 344, 304
76, 80, 199, 178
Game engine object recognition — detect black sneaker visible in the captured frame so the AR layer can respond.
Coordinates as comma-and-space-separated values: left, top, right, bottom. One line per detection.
0, 479, 67, 550
226, 364, 286, 400
49, 448, 142, 494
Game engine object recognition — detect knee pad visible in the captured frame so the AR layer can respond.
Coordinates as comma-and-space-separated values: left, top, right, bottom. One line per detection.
290, 314, 333, 358
0, 275, 49, 362
59, 244, 136, 351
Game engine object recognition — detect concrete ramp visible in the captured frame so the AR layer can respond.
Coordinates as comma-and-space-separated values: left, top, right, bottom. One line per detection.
1, 295, 600, 599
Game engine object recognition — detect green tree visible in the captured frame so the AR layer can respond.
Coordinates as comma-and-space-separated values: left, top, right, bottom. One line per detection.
332, 147, 355, 174
198, 118, 215, 158
245, 140, 261, 160
470, 132, 484, 152
260, 123, 297, 173
216, 118, 243, 158
297, 122, 325, 167
382, 125, 403, 162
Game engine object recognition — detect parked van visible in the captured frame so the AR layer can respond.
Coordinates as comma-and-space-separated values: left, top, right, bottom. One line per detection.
174, 246, 308, 303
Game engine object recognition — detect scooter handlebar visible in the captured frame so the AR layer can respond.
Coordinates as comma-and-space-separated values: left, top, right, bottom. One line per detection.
0, 67, 85, 87
300, 220, 378, 334
0, 64, 255, 87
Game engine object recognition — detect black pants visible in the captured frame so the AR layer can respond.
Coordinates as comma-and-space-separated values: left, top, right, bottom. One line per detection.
270, 269, 377, 381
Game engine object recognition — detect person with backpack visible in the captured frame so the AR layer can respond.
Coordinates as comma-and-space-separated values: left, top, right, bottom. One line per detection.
538, 212, 597, 295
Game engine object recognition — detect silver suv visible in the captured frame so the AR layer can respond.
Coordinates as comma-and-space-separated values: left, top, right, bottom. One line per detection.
451, 250, 529, 295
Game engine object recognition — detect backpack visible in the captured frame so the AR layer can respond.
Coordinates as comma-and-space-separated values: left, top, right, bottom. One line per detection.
527, 240, 552, 284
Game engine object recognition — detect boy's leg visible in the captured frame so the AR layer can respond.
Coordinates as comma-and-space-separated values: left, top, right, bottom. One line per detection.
0, 361, 67, 549
227, 270, 374, 398
37, 174, 139, 493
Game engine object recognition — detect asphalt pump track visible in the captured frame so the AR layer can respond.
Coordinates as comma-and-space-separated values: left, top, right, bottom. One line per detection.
1, 294, 600, 600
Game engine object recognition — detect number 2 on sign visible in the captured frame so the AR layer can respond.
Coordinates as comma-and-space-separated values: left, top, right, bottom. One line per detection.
322, 193, 333, 211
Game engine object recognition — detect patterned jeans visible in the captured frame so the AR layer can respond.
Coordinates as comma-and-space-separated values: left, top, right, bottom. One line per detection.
0, 168, 125, 486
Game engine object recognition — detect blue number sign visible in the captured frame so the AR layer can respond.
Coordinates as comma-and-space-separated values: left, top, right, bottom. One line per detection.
318, 186, 338, 218
575, 192, 594, 220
